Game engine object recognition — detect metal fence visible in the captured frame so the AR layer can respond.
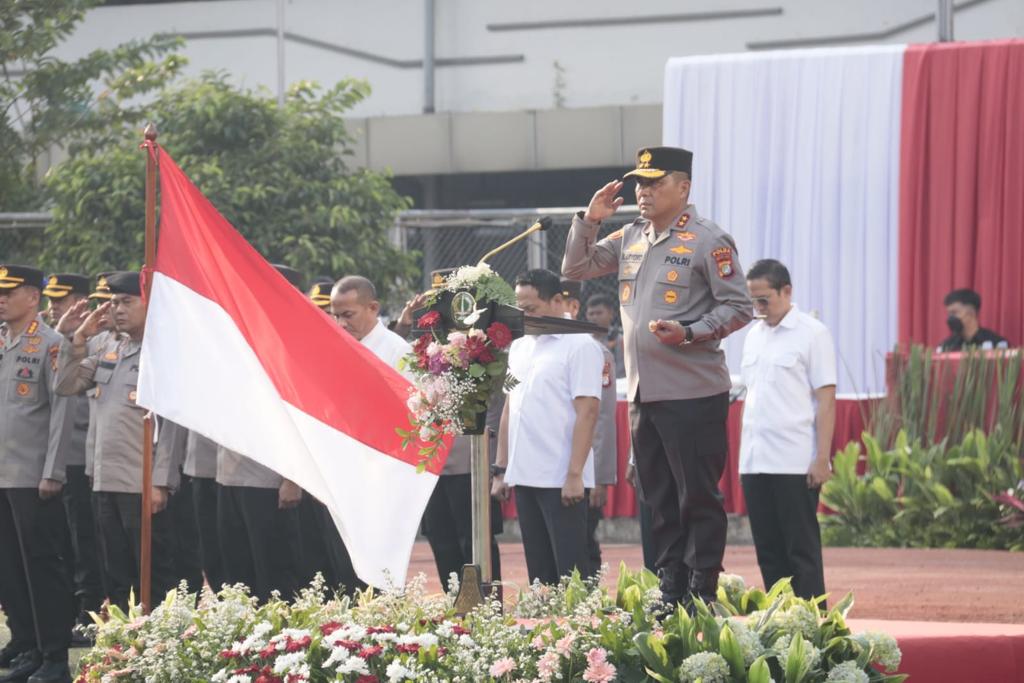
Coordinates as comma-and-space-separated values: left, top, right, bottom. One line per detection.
394, 206, 640, 315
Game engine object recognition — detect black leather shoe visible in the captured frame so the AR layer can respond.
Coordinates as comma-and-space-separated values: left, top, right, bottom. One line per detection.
26, 660, 71, 683
0, 650, 42, 683
0, 644, 28, 669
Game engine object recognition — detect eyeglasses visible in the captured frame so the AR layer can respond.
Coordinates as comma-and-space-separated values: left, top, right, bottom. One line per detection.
751, 296, 772, 307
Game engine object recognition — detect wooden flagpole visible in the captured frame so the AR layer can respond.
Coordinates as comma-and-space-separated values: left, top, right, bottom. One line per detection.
140, 123, 159, 611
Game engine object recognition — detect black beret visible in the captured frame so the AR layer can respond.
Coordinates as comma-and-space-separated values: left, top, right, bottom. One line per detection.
105, 271, 142, 296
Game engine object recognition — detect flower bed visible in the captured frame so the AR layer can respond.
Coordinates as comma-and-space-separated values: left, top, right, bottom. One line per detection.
74, 567, 904, 683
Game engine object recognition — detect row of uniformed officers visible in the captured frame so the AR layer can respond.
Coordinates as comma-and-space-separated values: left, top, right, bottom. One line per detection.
0, 266, 431, 683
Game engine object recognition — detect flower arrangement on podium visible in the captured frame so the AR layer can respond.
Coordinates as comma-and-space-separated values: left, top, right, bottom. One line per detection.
396, 263, 518, 471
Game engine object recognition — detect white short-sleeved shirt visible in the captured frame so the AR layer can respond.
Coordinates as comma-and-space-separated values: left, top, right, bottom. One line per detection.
360, 320, 412, 374
505, 334, 604, 488
739, 305, 837, 474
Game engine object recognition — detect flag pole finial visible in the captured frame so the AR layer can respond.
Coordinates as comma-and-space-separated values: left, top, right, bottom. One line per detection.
144, 122, 158, 142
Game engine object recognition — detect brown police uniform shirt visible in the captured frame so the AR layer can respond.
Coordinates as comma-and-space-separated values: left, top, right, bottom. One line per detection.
0, 316, 74, 487
56, 335, 180, 493
563, 205, 752, 402
84, 330, 114, 479
216, 445, 282, 490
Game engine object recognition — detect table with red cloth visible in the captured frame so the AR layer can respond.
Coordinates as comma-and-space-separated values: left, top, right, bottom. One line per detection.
502, 396, 875, 520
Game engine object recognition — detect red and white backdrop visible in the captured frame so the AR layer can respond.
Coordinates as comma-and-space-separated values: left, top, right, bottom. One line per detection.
570, 40, 1024, 519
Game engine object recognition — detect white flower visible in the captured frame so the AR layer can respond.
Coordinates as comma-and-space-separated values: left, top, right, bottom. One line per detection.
773, 634, 821, 671
272, 652, 310, 677
678, 652, 731, 683
854, 631, 901, 671
335, 655, 370, 675
826, 661, 870, 683
769, 603, 820, 640
723, 618, 765, 665
718, 573, 746, 595
386, 660, 414, 682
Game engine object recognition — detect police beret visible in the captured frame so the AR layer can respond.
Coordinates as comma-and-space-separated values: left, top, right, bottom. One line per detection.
273, 264, 305, 291
560, 279, 582, 301
43, 273, 91, 298
624, 146, 693, 180
0, 264, 45, 290
105, 271, 142, 296
308, 277, 334, 308
90, 272, 114, 300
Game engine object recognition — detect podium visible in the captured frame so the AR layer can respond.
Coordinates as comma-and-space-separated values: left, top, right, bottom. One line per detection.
413, 270, 605, 614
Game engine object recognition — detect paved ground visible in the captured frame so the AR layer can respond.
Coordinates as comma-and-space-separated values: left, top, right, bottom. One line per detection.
3, 542, 1023, 670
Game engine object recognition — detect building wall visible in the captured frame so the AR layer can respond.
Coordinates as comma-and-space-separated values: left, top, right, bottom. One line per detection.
56, 0, 1022, 117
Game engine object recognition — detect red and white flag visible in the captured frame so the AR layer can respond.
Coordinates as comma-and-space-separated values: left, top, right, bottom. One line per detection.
137, 148, 446, 588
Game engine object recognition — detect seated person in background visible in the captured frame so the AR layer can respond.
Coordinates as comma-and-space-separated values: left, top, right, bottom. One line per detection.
939, 289, 1009, 352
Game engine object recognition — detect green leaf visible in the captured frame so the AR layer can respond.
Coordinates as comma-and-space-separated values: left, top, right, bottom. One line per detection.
717, 624, 746, 681
469, 363, 486, 378
785, 632, 809, 683
747, 657, 773, 683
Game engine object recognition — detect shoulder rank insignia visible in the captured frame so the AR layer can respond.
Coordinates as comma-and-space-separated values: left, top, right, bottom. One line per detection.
605, 229, 624, 241
675, 214, 691, 228
49, 345, 59, 371
26, 320, 39, 336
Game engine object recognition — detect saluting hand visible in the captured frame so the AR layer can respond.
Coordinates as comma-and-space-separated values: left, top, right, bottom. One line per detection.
71, 301, 112, 344
56, 299, 92, 337
399, 291, 431, 328
583, 180, 625, 224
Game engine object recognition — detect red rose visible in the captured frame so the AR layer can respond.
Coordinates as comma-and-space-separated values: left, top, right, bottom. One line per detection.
418, 311, 441, 328
486, 322, 513, 349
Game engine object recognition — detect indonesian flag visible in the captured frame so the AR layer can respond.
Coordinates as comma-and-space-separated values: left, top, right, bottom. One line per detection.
137, 148, 446, 588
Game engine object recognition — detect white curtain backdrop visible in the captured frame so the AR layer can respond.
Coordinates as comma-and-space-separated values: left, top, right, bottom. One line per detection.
663, 45, 905, 395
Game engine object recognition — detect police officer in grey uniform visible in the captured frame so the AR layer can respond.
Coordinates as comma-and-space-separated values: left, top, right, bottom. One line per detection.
563, 147, 751, 608
55, 271, 181, 611
0, 265, 76, 683
154, 420, 204, 592
42, 273, 106, 640
183, 429, 225, 589
215, 265, 306, 602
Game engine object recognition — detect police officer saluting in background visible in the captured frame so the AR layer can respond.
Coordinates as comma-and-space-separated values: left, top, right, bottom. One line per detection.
563, 147, 751, 610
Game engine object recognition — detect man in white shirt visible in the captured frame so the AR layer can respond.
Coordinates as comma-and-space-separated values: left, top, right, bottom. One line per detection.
326, 275, 412, 590
491, 269, 603, 584
740, 259, 834, 600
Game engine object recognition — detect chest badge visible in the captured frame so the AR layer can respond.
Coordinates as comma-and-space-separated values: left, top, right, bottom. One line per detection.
666, 270, 679, 283
16, 382, 30, 396
664, 290, 678, 304
621, 283, 632, 303
669, 243, 694, 255
104, 351, 119, 361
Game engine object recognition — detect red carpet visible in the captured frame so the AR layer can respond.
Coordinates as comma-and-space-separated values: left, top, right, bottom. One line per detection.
848, 619, 1024, 682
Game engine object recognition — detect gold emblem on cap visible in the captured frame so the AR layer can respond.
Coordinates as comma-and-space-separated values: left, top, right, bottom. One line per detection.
48, 275, 58, 286
638, 150, 652, 169
0, 267, 7, 278
97, 276, 108, 288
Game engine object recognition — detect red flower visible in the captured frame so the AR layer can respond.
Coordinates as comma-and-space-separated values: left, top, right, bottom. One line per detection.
396, 643, 420, 654
234, 665, 260, 675
320, 622, 342, 636
451, 625, 470, 636
418, 311, 441, 328
356, 676, 380, 683
219, 649, 241, 659
465, 337, 495, 364
255, 667, 283, 683
284, 635, 312, 652
413, 333, 432, 355
258, 643, 278, 659
367, 626, 395, 634
486, 322, 513, 349
335, 639, 361, 651
358, 645, 383, 659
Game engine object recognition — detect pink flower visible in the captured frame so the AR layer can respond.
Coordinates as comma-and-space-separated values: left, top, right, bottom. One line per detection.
488, 657, 516, 677
555, 634, 575, 656
537, 651, 560, 681
531, 635, 546, 650
582, 660, 617, 683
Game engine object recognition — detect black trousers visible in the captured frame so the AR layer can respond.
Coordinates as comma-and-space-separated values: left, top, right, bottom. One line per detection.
741, 474, 826, 600
638, 500, 657, 573
61, 465, 106, 615
217, 485, 302, 602
0, 489, 74, 659
422, 473, 502, 592
585, 491, 602, 576
630, 393, 729, 578
316, 502, 367, 595
514, 486, 588, 585
298, 495, 336, 587
168, 474, 204, 593
189, 476, 225, 590
92, 491, 178, 611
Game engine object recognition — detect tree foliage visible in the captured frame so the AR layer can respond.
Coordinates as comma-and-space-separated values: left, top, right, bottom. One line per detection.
1, 0, 184, 210
43, 73, 416, 298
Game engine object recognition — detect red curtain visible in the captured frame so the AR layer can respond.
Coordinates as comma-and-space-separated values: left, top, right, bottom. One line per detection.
898, 40, 1024, 347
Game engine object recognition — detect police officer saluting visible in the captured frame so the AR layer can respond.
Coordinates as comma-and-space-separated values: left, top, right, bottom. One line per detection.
55, 271, 181, 611
563, 147, 751, 610
0, 265, 76, 683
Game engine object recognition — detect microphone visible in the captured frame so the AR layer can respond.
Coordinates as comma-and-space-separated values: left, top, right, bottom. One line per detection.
476, 216, 552, 266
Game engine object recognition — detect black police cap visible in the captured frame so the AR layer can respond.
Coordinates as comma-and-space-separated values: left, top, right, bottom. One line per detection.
0, 264, 45, 290
560, 279, 582, 301
308, 277, 334, 308
44, 273, 91, 298
623, 146, 693, 180
105, 271, 142, 296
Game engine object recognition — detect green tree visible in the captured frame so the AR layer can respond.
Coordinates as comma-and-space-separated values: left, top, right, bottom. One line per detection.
44, 73, 416, 299
1, 0, 184, 211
